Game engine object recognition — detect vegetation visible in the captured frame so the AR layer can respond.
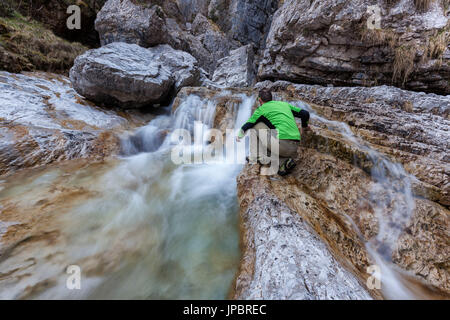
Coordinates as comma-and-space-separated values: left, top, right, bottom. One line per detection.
360, 8, 449, 87
393, 45, 416, 84
0, 12, 87, 74
414, 0, 433, 11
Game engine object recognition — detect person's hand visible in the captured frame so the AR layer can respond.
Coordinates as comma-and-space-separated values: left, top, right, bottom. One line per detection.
236, 136, 242, 143
303, 126, 311, 134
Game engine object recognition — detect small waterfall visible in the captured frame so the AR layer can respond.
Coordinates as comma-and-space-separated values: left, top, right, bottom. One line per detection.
289, 100, 420, 299
0, 91, 255, 299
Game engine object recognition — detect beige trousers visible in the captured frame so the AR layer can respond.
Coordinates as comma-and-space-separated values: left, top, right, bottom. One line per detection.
253, 122, 299, 163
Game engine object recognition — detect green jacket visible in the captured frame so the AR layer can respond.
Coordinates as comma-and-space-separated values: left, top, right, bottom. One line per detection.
239, 101, 308, 140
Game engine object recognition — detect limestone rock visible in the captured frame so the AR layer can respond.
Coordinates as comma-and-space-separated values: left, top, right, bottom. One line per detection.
69, 43, 200, 108
0, 71, 151, 176
260, 0, 450, 94
190, 13, 240, 73
94, 0, 276, 75
234, 165, 373, 299
247, 80, 450, 296
95, 0, 174, 47
212, 45, 256, 87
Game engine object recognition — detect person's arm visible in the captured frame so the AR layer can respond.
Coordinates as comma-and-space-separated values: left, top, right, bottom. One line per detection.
289, 104, 310, 129
237, 107, 263, 139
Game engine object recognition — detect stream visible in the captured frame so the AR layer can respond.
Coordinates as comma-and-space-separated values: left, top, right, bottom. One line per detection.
0, 76, 440, 299
0, 89, 253, 299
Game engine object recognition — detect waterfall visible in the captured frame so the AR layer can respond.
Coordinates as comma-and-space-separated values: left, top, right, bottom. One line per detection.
289, 100, 420, 299
0, 91, 255, 299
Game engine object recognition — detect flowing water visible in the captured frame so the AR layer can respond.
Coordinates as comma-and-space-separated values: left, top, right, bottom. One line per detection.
0, 91, 254, 299
0, 82, 437, 299
289, 100, 421, 299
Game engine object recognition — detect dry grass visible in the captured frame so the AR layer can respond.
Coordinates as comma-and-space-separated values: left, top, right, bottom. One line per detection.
361, 27, 399, 48
0, 12, 87, 73
393, 45, 416, 84
414, 0, 434, 11
427, 32, 449, 59
421, 22, 450, 68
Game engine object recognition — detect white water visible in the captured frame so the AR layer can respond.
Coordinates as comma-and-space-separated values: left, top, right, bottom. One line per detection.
0, 92, 254, 299
289, 100, 420, 299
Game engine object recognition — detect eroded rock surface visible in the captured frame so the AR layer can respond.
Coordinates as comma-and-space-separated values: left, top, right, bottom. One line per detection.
232, 81, 449, 298
170, 84, 449, 298
234, 165, 372, 299
94, 0, 277, 75
212, 45, 256, 87
0, 71, 151, 176
256, 80, 450, 206
70, 43, 200, 108
259, 0, 450, 94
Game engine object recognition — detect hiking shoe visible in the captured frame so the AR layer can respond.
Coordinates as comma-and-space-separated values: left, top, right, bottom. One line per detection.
278, 158, 296, 176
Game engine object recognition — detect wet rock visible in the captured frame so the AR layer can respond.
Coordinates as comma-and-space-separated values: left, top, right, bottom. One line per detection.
260, 0, 450, 94
0, 71, 152, 176
186, 82, 449, 297
239, 80, 450, 297
212, 45, 256, 87
70, 42, 200, 108
233, 165, 373, 299
256, 80, 450, 207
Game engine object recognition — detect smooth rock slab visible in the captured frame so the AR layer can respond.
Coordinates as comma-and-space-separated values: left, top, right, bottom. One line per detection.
234, 167, 372, 300
70, 42, 200, 108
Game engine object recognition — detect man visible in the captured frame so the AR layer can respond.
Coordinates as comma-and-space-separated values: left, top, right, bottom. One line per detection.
236, 89, 310, 176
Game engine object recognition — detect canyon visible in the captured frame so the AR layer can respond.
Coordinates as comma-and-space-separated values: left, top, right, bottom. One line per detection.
0, 0, 448, 300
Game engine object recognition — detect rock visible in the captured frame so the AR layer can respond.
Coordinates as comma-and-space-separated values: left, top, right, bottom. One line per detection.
69, 42, 200, 108
212, 45, 256, 87
245, 80, 450, 296
0, 71, 152, 176
94, 0, 276, 75
224, 0, 279, 48
176, 0, 279, 48
233, 165, 373, 299
95, 0, 172, 47
184, 82, 449, 298
256, 80, 450, 206
144, 44, 201, 90
190, 13, 240, 73
260, 0, 450, 94
177, 0, 210, 22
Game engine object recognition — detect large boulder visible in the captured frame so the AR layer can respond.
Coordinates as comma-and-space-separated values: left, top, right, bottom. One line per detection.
259, 0, 450, 94
69, 42, 200, 108
95, 0, 174, 47
212, 44, 256, 87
